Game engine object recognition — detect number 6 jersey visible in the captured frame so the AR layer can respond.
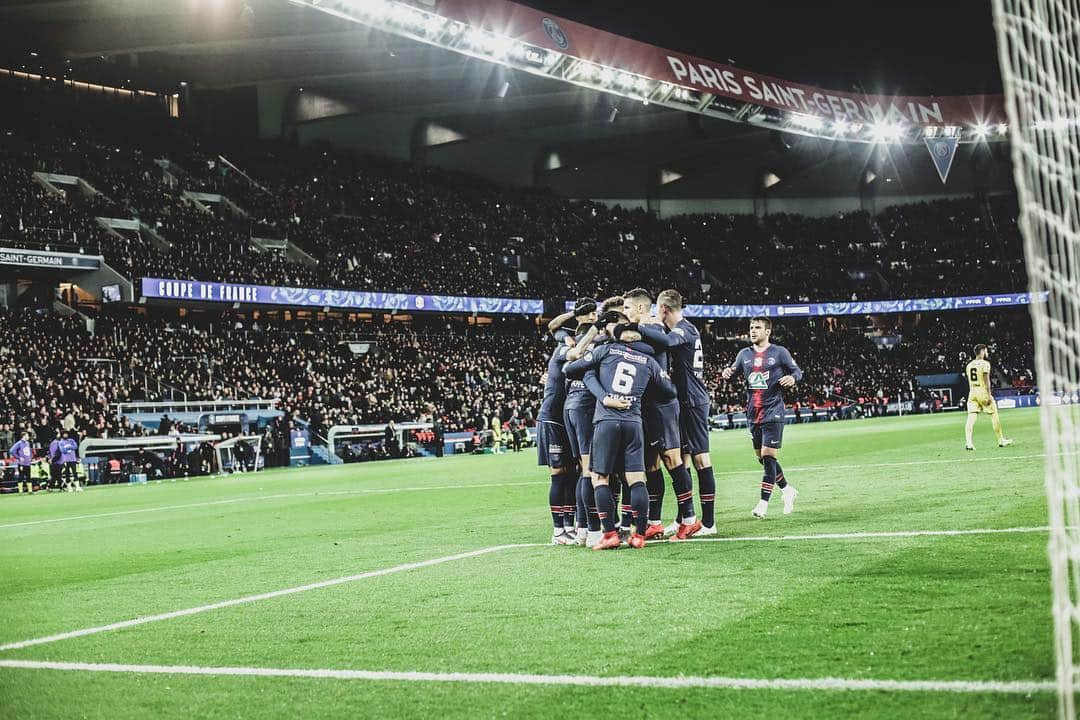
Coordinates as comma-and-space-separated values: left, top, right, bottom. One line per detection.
729, 344, 803, 425
563, 341, 676, 422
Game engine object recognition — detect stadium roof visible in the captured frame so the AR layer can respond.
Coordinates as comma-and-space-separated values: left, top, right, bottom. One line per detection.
0, 0, 1015, 201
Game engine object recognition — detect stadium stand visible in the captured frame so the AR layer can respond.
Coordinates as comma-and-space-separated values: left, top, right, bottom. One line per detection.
1, 75, 1027, 304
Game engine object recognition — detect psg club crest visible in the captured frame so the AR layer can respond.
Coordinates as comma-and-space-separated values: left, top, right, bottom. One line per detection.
924, 135, 960, 184
542, 17, 570, 50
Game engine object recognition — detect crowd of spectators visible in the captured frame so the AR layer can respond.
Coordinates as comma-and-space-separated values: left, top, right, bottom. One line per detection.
0, 308, 549, 446
1, 75, 1028, 306
1, 304, 1037, 461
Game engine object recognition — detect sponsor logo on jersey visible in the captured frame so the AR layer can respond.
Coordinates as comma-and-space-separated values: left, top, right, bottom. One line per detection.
611, 347, 648, 364
753, 356, 763, 367
748, 371, 769, 389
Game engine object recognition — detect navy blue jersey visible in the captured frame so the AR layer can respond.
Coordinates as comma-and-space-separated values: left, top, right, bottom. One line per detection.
730, 343, 803, 425
563, 342, 676, 422
539, 344, 571, 422
639, 320, 710, 408
563, 332, 597, 414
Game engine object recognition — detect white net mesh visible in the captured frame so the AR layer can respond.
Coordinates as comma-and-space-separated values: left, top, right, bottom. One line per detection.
992, 1, 1080, 716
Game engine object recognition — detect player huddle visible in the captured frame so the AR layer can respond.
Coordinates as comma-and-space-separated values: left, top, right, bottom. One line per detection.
537, 288, 802, 550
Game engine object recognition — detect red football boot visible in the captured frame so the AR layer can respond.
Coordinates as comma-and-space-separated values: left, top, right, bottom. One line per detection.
644, 523, 665, 540
672, 519, 703, 541
592, 530, 622, 550
628, 533, 646, 549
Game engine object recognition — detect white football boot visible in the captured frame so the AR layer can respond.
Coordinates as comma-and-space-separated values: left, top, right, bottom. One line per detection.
782, 486, 798, 515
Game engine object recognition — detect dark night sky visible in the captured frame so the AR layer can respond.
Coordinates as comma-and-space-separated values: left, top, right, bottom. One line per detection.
518, 0, 1003, 97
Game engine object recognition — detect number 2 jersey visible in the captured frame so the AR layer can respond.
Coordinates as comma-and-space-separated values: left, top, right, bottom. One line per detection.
730, 344, 803, 425
639, 319, 710, 408
563, 341, 676, 421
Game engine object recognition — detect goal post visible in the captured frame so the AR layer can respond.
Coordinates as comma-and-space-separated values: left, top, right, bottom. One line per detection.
992, 1, 1080, 716
214, 435, 263, 475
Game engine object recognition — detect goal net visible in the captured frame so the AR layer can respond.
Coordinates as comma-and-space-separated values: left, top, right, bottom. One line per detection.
992, 1, 1080, 716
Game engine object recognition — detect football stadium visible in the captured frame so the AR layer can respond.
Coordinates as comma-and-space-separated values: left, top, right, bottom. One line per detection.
1, 1, 1078, 718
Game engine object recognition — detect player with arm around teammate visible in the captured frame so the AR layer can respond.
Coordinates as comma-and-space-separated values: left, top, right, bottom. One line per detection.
564, 313, 679, 550
561, 298, 601, 545
721, 316, 802, 518
624, 288, 704, 539
538, 325, 578, 545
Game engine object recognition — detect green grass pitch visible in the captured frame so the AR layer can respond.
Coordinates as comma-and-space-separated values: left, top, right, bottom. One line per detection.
0, 409, 1058, 718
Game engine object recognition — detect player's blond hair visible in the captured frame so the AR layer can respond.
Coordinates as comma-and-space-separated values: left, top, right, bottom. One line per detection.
657, 289, 683, 311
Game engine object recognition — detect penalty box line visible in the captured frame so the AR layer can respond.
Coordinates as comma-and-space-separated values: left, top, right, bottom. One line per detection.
0, 526, 1050, 655
0, 659, 1054, 695
0, 543, 544, 653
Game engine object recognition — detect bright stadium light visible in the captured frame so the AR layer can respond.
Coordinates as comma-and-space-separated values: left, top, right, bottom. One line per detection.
599, 67, 615, 85
465, 27, 486, 48
996, 122, 1008, 136
488, 34, 514, 58
832, 119, 850, 135
870, 121, 903, 143
790, 113, 824, 131
421, 14, 444, 36
974, 122, 990, 139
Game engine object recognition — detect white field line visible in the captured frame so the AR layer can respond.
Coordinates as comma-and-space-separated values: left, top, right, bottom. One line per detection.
0, 452, 1055, 531
687, 526, 1051, 543
0, 480, 547, 530
0, 543, 542, 653
0, 659, 1054, 695
0, 527, 1048, 654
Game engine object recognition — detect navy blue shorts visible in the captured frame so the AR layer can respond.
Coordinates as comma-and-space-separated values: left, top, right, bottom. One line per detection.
536, 421, 571, 469
750, 421, 784, 450
680, 403, 711, 456
645, 401, 681, 453
563, 407, 594, 459
591, 419, 645, 476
